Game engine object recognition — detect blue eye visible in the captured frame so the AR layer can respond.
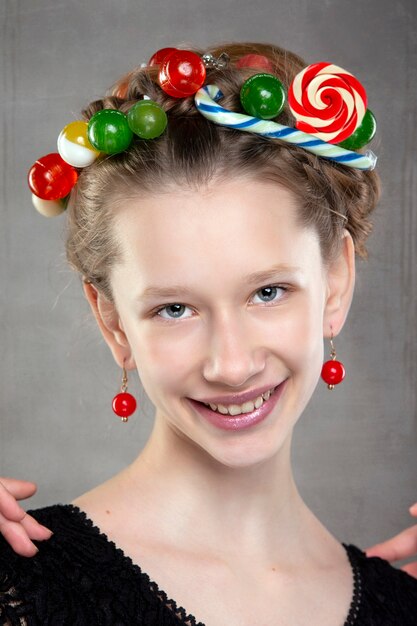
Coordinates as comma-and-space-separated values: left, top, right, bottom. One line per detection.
154, 285, 287, 322
156, 304, 192, 320
252, 285, 286, 304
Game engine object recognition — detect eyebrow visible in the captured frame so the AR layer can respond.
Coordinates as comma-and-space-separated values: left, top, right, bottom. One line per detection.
137, 264, 302, 301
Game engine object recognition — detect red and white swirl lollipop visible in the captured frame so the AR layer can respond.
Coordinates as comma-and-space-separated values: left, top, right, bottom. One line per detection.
288, 62, 367, 144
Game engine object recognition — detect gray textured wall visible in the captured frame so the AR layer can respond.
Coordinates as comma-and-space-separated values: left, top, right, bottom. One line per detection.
1, 0, 416, 559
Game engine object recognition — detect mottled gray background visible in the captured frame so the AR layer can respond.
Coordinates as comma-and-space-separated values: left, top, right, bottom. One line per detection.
1, 0, 416, 562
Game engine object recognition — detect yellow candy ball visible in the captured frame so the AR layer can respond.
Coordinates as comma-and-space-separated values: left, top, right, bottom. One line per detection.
57, 121, 100, 168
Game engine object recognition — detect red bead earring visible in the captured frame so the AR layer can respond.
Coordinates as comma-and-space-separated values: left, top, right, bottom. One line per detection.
112, 363, 137, 422
321, 334, 346, 390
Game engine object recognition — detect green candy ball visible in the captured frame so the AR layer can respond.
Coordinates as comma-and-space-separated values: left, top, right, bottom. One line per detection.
88, 109, 133, 154
338, 109, 377, 150
127, 100, 168, 139
240, 73, 286, 120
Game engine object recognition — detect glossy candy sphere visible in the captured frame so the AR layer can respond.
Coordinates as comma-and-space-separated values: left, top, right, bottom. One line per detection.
88, 109, 133, 154
159, 50, 206, 98
58, 121, 100, 168
149, 47, 177, 66
31, 193, 67, 217
28, 153, 78, 200
338, 109, 377, 150
240, 73, 286, 119
112, 392, 137, 421
321, 360, 346, 388
127, 100, 168, 139
236, 54, 274, 72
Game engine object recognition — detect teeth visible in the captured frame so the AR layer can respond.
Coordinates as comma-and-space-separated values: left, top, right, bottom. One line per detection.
204, 387, 275, 416
228, 405, 242, 416
254, 396, 263, 409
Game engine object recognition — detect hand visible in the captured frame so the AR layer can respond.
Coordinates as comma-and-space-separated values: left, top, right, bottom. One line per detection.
0, 478, 52, 557
365, 503, 417, 578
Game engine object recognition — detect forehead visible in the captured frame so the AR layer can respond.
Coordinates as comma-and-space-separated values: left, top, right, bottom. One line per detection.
111, 179, 321, 288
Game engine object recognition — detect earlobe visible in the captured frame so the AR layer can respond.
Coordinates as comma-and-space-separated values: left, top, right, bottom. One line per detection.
82, 281, 135, 369
323, 230, 356, 338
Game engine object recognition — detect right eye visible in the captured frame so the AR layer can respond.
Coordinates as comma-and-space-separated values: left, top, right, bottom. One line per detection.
154, 303, 194, 321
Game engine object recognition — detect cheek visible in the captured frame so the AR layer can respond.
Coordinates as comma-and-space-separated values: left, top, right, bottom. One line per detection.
272, 290, 325, 373
130, 323, 197, 393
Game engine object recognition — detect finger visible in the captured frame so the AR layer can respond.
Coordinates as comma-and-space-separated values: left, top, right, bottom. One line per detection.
409, 503, 417, 516
0, 481, 33, 522
0, 520, 39, 557
0, 509, 52, 540
401, 562, 417, 579
365, 524, 417, 562
20, 513, 53, 541
0, 478, 37, 500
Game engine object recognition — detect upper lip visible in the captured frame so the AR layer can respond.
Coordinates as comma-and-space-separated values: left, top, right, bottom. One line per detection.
193, 382, 281, 406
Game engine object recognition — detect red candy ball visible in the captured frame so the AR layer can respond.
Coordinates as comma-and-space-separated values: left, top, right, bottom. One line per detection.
158, 49, 206, 98
321, 360, 346, 387
236, 54, 274, 72
149, 47, 177, 66
112, 392, 137, 420
28, 153, 78, 200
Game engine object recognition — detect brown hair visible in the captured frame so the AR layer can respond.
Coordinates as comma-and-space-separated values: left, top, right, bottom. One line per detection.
66, 42, 381, 303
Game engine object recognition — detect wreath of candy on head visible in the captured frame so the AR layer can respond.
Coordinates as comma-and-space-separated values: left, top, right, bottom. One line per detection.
28, 47, 377, 217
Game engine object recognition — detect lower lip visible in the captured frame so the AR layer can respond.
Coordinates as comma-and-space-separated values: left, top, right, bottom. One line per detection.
187, 381, 286, 431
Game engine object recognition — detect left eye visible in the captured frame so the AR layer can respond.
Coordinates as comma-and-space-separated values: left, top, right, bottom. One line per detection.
155, 285, 287, 321
252, 285, 286, 304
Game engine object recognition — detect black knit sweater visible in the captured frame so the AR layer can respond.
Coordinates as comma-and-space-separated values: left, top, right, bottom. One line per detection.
0, 504, 417, 625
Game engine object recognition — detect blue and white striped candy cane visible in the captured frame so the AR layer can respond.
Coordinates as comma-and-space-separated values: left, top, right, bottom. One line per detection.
194, 85, 377, 171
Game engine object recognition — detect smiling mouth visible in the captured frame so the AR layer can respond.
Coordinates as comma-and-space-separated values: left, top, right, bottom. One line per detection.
197, 385, 278, 417
187, 381, 286, 431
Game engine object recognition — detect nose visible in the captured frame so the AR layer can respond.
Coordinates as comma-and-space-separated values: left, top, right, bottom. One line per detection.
202, 311, 266, 387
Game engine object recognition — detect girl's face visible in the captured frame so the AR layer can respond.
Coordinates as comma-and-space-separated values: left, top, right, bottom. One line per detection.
101, 179, 352, 468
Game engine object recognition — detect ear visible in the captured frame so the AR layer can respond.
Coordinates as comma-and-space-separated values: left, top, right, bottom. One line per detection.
83, 281, 136, 370
322, 230, 356, 338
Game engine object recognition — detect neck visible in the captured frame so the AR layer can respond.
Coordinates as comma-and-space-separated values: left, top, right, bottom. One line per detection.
123, 413, 335, 566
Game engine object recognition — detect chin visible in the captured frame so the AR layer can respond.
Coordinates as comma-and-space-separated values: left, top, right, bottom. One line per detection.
202, 437, 288, 470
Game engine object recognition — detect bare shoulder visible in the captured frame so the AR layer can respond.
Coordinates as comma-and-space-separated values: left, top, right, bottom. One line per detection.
70, 469, 161, 556
71, 486, 355, 626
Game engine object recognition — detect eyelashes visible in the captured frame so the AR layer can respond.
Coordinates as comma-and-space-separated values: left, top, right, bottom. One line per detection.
152, 284, 289, 322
